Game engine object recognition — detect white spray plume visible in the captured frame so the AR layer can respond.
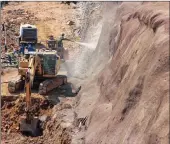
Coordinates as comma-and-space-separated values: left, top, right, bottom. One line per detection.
75, 42, 96, 50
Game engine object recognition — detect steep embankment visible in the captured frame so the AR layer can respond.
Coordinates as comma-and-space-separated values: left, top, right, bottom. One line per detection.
75, 2, 169, 144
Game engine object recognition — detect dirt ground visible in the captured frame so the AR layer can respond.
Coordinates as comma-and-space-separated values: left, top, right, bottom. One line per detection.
1, 2, 81, 144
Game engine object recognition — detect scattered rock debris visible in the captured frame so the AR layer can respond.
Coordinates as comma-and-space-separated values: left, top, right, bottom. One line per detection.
1, 96, 53, 133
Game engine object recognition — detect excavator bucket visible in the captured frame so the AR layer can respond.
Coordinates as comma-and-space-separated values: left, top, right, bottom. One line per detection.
19, 116, 41, 137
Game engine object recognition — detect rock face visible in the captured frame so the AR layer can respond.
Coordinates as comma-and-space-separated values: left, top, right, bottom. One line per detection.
75, 2, 169, 144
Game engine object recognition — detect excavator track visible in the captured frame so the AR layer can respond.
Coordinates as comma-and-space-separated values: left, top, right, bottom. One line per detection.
38, 75, 67, 95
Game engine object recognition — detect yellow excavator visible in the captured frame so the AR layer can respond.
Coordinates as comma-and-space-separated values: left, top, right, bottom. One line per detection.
8, 50, 67, 95
8, 24, 67, 135
8, 24, 67, 95
9, 50, 67, 136
10, 50, 67, 136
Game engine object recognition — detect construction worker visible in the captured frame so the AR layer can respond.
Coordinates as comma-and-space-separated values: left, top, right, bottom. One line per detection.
25, 45, 28, 53
57, 33, 66, 48
6, 49, 14, 65
57, 33, 70, 59
13, 47, 19, 57
47, 35, 56, 50
19, 44, 25, 55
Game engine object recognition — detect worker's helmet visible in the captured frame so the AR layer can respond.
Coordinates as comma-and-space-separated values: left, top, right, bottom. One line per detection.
49, 35, 54, 40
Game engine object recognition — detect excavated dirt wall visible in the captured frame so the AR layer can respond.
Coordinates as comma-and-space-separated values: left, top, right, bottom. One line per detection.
75, 2, 169, 144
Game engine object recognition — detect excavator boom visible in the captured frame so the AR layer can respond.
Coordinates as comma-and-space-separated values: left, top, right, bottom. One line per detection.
25, 70, 31, 111
19, 70, 41, 136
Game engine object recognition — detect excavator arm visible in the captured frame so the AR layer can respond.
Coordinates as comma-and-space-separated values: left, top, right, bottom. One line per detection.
25, 70, 31, 114
28, 56, 37, 87
19, 68, 41, 136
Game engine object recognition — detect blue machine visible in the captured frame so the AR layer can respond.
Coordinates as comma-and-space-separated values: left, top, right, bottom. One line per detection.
19, 44, 25, 55
19, 43, 35, 55
28, 44, 35, 52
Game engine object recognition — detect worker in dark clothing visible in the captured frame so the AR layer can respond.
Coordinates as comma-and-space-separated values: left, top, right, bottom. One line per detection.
8, 55, 12, 65
6, 50, 14, 65
19, 44, 25, 55
13, 47, 19, 56
57, 33, 70, 59
57, 33, 70, 47
47, 35, 56, 50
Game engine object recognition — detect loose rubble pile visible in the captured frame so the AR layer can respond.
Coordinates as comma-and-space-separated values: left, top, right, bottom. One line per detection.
1, 96, 73, 144
1, 96, 54, 134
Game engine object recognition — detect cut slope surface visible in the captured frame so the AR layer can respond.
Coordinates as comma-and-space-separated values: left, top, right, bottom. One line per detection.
75, 2, 169, 144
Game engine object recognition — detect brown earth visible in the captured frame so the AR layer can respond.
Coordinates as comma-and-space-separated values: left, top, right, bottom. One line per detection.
1, 97, 73, 144
1, 2, 77, 53
75, 2, 169, 144
1, 96, 50, 133
1, 2, 79, 144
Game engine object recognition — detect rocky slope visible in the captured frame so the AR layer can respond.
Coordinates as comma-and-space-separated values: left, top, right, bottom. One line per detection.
75, 2, 169, 144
